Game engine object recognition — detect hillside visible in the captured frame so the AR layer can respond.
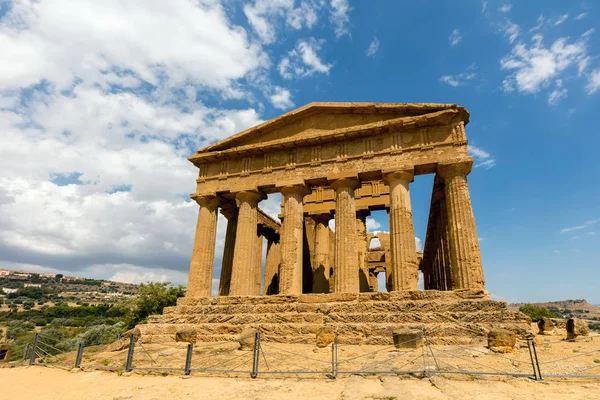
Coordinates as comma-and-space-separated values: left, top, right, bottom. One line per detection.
0, 269, 138, 312
508, 299, 600, 323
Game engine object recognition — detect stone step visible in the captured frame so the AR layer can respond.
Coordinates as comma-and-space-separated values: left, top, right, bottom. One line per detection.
151, 310, 524, 325
163, 299, 506, 316
139, 321, 530, 340
175, 290, 490, 307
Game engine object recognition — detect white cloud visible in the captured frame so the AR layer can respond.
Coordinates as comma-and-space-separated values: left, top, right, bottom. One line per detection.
439, 64, 477, 87
554, 14, 569, 26
269, 86, 294, 110
415, 237, 423, 253
588, 232, 596, 236
366, 217, 381, 232
279, 38, 333, 79
499, 4, 512, 13
0, 0, 267, 93
449, 28, 462, 46
587, 69, 600, 94
0, 0, 279, 288
502, 20, 520, 43
243, 0, 321, 44
560, 218, 599, 234
330, 0, 351, 38
468, 145, 497, 169
500, 32, 591, 95
575, 13, 587, 20
366, 36, 380, 57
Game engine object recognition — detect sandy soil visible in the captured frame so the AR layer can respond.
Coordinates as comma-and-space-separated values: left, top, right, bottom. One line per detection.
1, 366, 600, 400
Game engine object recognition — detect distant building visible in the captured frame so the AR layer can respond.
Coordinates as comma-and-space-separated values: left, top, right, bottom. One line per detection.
1, 288, 18, 294
9, 273, 30, 281
24, 283, 42, 288
61, 276, 79, 282
0, 270, 10, 277
39, 273, 56, 279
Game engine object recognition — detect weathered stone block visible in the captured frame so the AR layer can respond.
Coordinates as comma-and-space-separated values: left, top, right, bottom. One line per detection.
238, 327, 257, 350
567, 318, 589, 340
487, 329, 516, 353
392, 329, 423, 349
175, 329, 197, 344
316, 326, 336, 348
537, 318, 555, 335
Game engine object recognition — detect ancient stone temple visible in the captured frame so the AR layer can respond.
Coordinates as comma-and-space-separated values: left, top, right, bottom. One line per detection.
141, 103, 530, 344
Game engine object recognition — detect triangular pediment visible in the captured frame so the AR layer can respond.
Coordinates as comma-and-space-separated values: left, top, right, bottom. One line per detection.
189, 102, 468, 163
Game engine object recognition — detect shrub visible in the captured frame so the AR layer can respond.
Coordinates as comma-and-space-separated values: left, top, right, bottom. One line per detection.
519, 304, 559, 321
76, 322, 125, 346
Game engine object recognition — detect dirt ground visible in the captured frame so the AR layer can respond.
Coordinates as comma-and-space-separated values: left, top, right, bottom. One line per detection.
1, 366, 600, 400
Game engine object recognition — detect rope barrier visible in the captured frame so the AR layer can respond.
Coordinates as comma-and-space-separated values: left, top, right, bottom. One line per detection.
260, 347, 324, 373
259, 343, 331, 365
539, 347, 600, 365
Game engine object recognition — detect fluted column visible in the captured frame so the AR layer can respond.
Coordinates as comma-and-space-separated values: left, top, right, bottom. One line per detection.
230, 191, 264, 296
264, 238, 280, 295
254, 228, 264, 295
356, 210, 370, 292
331, 178, 360, 293
186, 195, 219, 297
218, 206, 238, 296
383, 169, 418, 291
438, 158, 485, 290
278, 185, 309, 295
312, 214, 332, 293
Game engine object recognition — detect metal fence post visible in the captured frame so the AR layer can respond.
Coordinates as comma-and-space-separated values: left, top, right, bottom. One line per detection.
29, 333, 40, 365
526, 338, 538, 380
23, 343, 30, 361
184, 343, 193, 376
531, 338, 543, 381
333, 337, 338, 378
250, 331, 260, 379
74, 342, 85, 369
125, 334, 136, 372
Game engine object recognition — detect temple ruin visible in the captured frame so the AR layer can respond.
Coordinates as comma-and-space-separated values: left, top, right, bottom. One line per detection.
141, 103, 530, 344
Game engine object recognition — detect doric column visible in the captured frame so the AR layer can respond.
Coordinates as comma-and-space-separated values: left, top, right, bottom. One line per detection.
383, 169, 418, 291
230, 190, 264, 296
312, 213, 332, 293
330, 178, 360, 293
264, 238, 280, 295
356, 210, 370, 292
186, 195, 219, 297
438, 158, 485, 290
278, 185, 310, 295
218, 206, 238, 296
254, 227, 264, 295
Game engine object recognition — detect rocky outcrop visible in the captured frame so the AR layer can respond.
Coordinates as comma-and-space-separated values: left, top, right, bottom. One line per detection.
393, 329, 422, 349
487, 329, 516, 353
537, 318, 555, 335
567, 318, 589, 340
315, 326, 336, 348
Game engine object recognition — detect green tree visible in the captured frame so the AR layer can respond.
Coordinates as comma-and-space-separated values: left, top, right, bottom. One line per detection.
128, 282, 185, 327
519, 304, 559, 321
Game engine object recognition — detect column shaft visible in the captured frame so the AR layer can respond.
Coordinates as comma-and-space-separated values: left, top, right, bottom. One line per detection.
186, 196, 219, 297
439, 159, 485, 290
264, 239, 280, 295
312, 214, 331, 293
278, 185, 309, 295
254, 230, 264, 295
331, 178, 360, 293
230, 191, 263, 296
218, 209, 237, 296
384, 170, 418, 291
356, 211, 370, 292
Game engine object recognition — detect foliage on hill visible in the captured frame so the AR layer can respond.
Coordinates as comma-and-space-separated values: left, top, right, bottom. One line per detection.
1, 282, 185, 356
519, 304, 559, 321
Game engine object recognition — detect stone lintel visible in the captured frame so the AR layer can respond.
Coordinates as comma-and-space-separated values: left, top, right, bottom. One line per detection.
235, 190, 266, 204
190, 192, 218, 206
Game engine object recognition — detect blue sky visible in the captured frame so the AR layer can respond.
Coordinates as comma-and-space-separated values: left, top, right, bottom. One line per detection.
0, 0, 598, 303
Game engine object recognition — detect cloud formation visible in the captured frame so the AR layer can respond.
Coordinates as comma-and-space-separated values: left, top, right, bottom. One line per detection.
366, 36, 380, 57
279, 38, 333, 79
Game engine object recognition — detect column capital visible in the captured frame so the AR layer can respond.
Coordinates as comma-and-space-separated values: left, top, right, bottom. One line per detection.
311, 213, 332, 225
438, 157, 474, 179
356, 209, 371, 219
382, 167, 414, 184
329, 177, 360, 191
280, 184, 310, 197
235, 190, 266, 204
220, 203, 238, 220
192, 194, 219, 209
